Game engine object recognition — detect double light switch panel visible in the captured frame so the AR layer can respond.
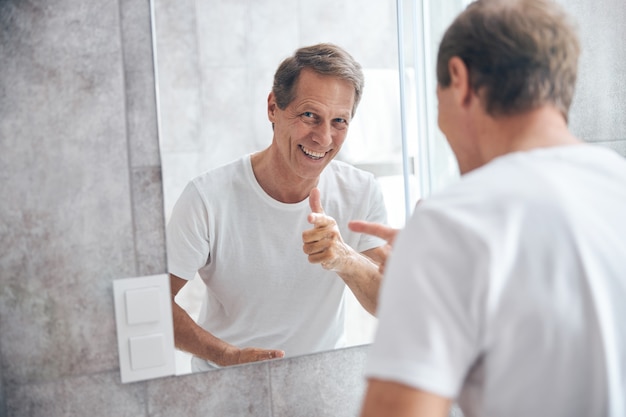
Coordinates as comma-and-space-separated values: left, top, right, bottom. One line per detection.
113, 274, 176, 383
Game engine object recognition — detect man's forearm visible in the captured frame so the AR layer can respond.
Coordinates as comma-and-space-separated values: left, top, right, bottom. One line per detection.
171, 300, 232, 365
336, 252, 382, 315
171, 300, 285, 366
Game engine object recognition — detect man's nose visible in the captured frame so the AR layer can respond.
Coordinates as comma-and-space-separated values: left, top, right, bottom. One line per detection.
312, 122, 333, 146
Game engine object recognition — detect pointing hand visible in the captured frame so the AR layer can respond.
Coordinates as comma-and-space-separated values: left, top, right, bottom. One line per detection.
302, 187, 351, 271
348, 220, 398, 274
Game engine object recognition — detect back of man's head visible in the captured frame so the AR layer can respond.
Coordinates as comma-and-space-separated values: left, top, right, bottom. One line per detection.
436, 0, 580, 120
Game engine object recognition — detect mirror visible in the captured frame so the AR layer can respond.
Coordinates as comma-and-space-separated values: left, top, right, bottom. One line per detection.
151, 0, 464, 375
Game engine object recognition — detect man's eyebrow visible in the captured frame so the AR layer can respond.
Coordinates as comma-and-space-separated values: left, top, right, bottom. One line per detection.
295, 102, 351, 119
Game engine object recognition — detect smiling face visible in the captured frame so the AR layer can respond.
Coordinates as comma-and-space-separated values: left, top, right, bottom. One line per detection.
268, 68, 355, 182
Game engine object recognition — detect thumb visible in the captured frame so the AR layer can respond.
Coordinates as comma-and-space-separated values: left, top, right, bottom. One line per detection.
308, 187, 324, 214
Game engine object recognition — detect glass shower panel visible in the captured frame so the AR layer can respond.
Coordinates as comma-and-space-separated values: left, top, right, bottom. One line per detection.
396, 0, 466, 215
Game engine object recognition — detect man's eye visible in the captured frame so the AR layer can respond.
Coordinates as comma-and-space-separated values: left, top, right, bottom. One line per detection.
333, 118, 349, 130
302, 112, 315, 118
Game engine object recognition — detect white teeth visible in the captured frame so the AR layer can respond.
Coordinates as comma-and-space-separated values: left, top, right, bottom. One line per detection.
301, 146, 326, 159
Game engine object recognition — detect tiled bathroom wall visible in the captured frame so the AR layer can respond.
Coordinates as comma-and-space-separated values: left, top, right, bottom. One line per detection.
565, 0, 626, 154
0, 0, 166, 414
1, 1, 625, 417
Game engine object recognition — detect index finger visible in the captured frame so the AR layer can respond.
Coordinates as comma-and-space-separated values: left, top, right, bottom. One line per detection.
308, 212, 334, 228
348, 220, 398, 242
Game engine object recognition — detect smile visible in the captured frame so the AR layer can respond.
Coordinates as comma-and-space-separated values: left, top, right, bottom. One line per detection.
299, 145, 327, 160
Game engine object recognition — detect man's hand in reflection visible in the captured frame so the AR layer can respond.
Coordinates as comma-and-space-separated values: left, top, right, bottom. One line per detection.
303, 187, 392, 315
220, 346, 285, 367
348, 220, 399, 274
302, 187, 353, 272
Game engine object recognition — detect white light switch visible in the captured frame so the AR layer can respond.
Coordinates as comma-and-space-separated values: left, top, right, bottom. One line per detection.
125, 287, 161, 325
129, 334, 166, 370
113, 274, 175, 383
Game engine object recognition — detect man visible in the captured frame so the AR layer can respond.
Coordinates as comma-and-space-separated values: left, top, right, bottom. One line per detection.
166, 43, 387, 371
357, 1, 626, 416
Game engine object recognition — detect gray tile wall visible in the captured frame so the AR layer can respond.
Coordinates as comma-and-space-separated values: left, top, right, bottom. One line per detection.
0, 1, 624, 417
566, 0, 626, 156
0, 0, 164, 414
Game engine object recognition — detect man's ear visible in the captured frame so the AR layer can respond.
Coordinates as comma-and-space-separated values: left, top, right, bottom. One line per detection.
267, 92, 277, 123
448, 56, 472, 108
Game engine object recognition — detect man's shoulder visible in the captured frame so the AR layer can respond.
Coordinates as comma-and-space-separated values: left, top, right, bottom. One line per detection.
324, 159, 377, 182
191, 155, 249, 185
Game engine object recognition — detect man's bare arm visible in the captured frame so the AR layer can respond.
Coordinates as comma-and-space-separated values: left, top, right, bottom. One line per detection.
302, 188, 399, 315
170, 274, 284, 366
360, 379, 452, 417
349, 220, 399, 274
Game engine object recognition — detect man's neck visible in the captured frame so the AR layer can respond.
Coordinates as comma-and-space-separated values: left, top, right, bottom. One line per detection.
478, 105, 581, 166
250, 148, 318, 204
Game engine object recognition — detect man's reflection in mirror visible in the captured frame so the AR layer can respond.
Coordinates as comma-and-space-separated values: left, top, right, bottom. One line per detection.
166, 43, 388, 371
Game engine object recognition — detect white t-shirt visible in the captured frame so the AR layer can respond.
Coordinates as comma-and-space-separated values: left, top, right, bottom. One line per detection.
167, 155, 387, 359
366, 145, 626, 417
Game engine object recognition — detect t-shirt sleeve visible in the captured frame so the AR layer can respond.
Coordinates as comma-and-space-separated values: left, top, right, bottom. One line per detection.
165, 181, 211, 281
364, 205, 484, 397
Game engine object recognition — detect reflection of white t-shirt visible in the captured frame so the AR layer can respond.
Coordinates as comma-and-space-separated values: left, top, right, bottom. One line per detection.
167, 155, 387, 359
366, 145, 626, 417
